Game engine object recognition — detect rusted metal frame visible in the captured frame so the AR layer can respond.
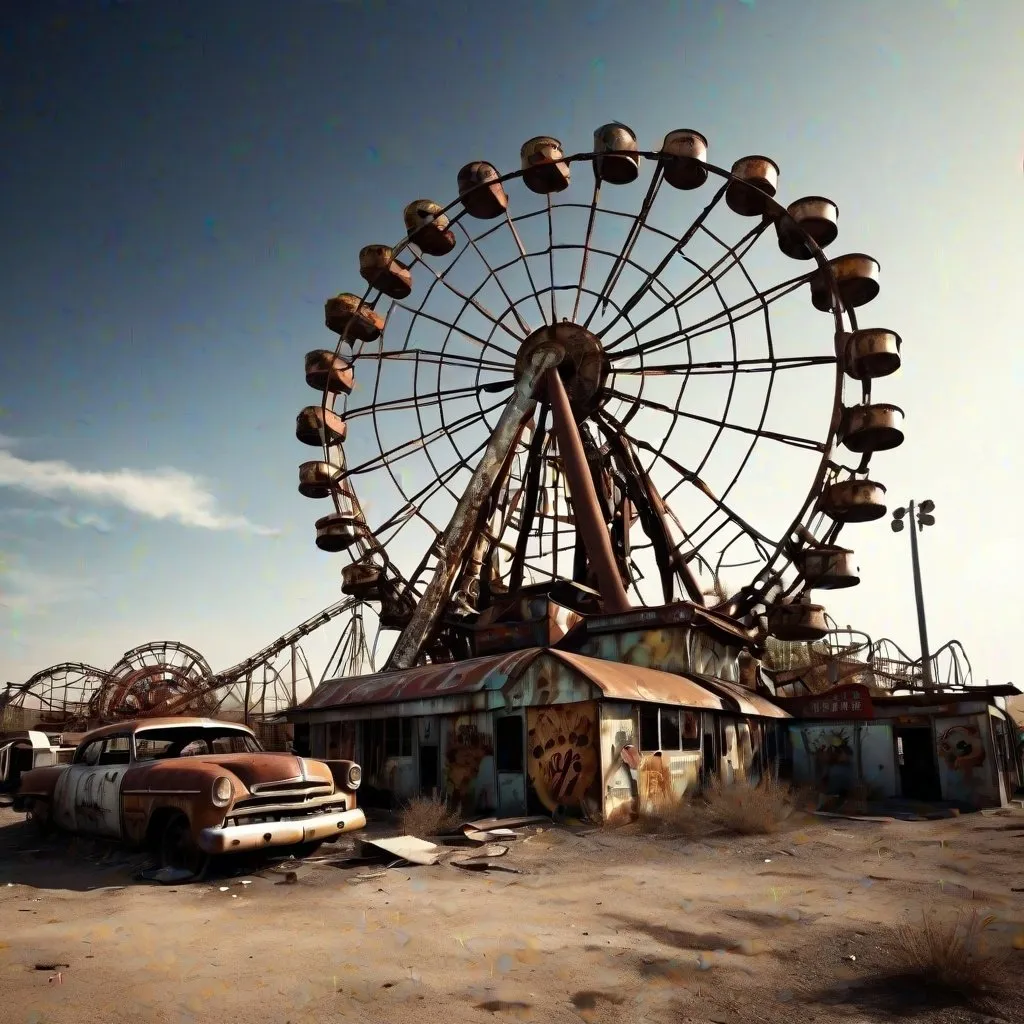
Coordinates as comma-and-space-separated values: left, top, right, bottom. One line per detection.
544, 368, 630, 614
582, 162, 666, 329
369, 347, 511, 373
416, 256, 526, 347
390, 300, 520, 361
341, 399, 506, 480
611, 270, 809, 362
613, 354, 837, 377
598, 178, 731, 346
604, 227, 768, 357
455, 220, 533, 336
572, 179, 602, 322
508, 402, 550, 594
502, 209, 549, 325
602, 386, 825, 453
343, 380, 493, 420
546, 194, 558, 324
690, 222, 845, 618
598, 422, 684, 605
384, 345, 563, 671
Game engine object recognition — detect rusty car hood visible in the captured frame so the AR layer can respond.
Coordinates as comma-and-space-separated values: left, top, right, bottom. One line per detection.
124, 754, 333, 793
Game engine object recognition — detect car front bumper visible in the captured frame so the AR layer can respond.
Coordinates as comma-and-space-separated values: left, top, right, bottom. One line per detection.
197, 807, 367, 854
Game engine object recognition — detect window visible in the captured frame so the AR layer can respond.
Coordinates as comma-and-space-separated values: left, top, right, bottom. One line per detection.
99, 736, 131, 765
495, 716, 524, 772
132, 728, 262, 761
134, 737, 176, 761
211, 734, 259, 755
384, 717, 413, 758
638, 706, 702, 752
639, 706, 660, 751
660, 709, 682, 751
76, 741, 104, 766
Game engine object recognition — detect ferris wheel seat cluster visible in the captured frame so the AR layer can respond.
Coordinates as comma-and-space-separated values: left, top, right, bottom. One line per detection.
294, 121, 909, 661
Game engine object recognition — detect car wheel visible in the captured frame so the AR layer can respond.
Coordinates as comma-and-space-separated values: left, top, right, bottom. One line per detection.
27, 800, 52, 837
159, 812, 210, 880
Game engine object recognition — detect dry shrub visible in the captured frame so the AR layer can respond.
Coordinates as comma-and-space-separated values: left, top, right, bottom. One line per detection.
397, 793, 462, 837
701, 774, 796, 835
887, 909, 1011, 1004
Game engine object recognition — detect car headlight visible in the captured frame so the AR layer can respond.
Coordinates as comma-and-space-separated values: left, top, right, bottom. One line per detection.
212, 776, 233, 807
347, 764, 362, 789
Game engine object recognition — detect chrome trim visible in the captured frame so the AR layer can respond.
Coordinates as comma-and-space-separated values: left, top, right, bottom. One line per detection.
122, 788, 202, 796
249, 776, 304, 792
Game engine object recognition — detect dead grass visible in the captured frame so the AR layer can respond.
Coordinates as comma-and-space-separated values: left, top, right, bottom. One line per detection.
885, 909, 1011, 1005
397, 794, 462, 837
610, 775, 798, 837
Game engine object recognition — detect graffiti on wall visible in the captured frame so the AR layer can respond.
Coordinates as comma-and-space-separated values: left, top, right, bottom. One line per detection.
526, 703, 600, 817
582, 626, 741, 683
445, 719, 493, 810
938, 724, 986, 782
807, 727, 855, 790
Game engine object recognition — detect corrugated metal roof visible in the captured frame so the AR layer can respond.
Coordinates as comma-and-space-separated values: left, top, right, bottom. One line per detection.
689, 674, 791, 719
550, 651, 725, 710
297, 649, 543, 711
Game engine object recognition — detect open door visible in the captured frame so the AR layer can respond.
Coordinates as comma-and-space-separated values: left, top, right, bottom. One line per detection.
494, 710, 527, 815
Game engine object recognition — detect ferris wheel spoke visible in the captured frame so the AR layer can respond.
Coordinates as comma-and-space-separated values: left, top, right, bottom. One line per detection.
345, 380, 499, 420
508, 404, 551, 594
394, 302, 521, 362
502, 210, 548, 325
570, 180, 602, 323
457, 222, 534, 336
602, 387, 826, 452
610, 354, 836, 378
581, 165, 666, 330
369, 347, 513, 373
348, 401, 505, 479
598, 179, 732, 344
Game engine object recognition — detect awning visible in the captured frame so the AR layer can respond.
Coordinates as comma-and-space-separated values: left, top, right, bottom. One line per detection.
296, 649, 542, 712
689, 674, 791, 720
550, 650, 724, 711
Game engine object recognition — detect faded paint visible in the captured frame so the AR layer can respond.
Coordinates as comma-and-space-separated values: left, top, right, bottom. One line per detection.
802, 725, 857, 793
580, 625, 742, 683
936, 716, 997, 807
525, 702, 600, 818
443, 714, 495, 813
719, 718, 740, 784
599, 702, 637, 826
858, 723, 897, 798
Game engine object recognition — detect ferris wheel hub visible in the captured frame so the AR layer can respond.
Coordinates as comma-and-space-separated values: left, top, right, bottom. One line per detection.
513, 322, 610, 418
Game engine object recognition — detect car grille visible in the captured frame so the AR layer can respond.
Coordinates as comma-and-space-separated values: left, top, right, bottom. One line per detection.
227, 782, 343, 825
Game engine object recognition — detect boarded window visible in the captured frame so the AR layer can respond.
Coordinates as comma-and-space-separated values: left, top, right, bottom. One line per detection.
639, 706, 660, 751
660, 708, 682, 751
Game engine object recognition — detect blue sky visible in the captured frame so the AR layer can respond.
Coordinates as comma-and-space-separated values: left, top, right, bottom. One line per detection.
1, 0, 1021, 689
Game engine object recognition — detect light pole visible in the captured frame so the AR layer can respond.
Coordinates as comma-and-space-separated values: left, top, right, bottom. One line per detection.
891, 499, 936, 688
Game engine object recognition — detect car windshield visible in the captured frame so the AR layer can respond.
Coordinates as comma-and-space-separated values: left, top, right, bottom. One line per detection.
133, 728, 263, 761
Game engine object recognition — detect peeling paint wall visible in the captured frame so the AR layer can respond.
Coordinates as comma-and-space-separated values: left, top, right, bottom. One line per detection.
599, 702, 637, 826
858, 723, 896, 798
936, 715, 997, 807
580, 626, 742, 683
442, 713, 495, 814
525, 702, 601, 819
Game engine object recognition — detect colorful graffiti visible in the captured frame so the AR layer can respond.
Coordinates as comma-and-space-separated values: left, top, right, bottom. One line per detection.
526, 703, 600, 816
939, 723, 986, 781
808, 727, 855, 788
445, 719, 493, 809
582, 625, 741, 682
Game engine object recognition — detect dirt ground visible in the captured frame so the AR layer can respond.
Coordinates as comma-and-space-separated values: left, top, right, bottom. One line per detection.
2, 804, 1023, 1024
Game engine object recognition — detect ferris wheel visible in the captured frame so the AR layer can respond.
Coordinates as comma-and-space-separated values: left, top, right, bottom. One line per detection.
296, 125, 904, 673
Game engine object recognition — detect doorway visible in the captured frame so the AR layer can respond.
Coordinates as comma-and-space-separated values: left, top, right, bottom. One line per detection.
894, 727, 942, 801
494, 711, 527, 815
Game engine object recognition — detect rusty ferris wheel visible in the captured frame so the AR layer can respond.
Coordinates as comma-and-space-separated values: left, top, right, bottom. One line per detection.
296, 125, 905, 674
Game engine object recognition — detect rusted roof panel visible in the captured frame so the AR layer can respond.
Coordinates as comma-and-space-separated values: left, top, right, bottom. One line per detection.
298, 649, 543, 711
690, 675, 791, 719
550, 651, 725, 710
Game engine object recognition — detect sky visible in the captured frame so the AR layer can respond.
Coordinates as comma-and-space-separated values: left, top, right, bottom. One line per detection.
0, 0, 1021, 692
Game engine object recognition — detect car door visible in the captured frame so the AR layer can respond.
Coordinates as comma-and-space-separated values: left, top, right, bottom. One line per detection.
91, 735, 131, 839
53, 739, 104, 833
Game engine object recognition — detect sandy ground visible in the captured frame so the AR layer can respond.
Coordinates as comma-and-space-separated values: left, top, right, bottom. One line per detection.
2, 804, 1024, 1024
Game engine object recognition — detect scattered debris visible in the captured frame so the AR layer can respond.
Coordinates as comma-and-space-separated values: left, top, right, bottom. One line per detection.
361, 835, 442, 867
463, 826, 518, 843
34, 963, 68, 971
139, 866, 197, 885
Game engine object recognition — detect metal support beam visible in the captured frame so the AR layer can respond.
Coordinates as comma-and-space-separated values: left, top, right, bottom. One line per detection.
385, 344, 564, 671
544, 369, 631, 614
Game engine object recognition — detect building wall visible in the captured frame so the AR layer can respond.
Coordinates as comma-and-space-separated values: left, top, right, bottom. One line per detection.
525, 702, 601, 819
579, 626, 742, 683
441, 712, 496, 814
934, 714, 998, 807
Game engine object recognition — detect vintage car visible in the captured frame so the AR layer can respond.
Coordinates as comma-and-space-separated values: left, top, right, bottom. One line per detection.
14, 717, 366, 874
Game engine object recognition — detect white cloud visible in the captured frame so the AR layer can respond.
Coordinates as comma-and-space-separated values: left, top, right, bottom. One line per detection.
0, 506, 113, 533
0, 448, 278, 536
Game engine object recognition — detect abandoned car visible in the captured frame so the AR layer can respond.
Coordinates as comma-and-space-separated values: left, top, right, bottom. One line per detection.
14, 717, 366, 872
